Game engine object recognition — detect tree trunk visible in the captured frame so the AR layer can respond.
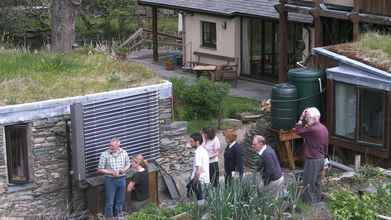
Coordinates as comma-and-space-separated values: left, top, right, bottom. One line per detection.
50, 0, 80, 52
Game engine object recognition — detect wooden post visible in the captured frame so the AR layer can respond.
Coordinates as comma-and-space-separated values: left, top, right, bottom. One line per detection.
352, 0, 361, 41
354, 154, 361, 171
152, 7, 159, 62
278, 0, 289, 83
313, 0, 323, 47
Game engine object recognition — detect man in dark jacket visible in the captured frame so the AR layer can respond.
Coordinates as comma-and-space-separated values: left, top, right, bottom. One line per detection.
223, 128, 244, 184
252, 135, 284, 197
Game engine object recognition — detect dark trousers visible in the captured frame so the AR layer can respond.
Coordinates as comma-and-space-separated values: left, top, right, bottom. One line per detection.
303, 158, 324, 204
209, 162, 219, 187
104, 176, 126, 217
186, 179, 205, 201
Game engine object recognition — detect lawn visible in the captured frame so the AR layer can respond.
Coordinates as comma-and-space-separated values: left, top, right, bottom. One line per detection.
175, 96, 259, 134
0, 49, 162, 105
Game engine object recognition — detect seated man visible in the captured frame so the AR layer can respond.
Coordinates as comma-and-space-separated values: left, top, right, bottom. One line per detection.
127, 154, 150, 212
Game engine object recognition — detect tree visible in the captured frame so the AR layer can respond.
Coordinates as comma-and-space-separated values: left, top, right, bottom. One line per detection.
50, 0, 81, 52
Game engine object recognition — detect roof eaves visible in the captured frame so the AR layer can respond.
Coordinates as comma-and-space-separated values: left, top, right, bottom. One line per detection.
313, 47, 391, 79
137, 0, 234, 17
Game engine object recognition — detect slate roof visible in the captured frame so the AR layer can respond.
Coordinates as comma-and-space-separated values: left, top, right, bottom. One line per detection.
138, 0, 313, 24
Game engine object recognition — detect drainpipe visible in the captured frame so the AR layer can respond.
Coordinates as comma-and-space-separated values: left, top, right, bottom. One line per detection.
65, 120, 74, 214
181, 12, 186, 66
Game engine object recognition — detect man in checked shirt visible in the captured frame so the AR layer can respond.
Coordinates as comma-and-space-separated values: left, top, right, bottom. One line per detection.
97, 138, 130, 218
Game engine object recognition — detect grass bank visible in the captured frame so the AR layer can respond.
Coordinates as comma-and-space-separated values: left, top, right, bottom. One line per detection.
0, 49, 162, 105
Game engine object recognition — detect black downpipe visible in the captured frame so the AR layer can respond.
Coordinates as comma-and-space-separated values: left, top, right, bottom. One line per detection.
65, 120, 74, 214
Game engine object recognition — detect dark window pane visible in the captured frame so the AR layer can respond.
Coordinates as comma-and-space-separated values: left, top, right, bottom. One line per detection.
359, 89, 386, 146
335, 83, 356, 138
5, 124, 29, 183
201, 21, 216, 48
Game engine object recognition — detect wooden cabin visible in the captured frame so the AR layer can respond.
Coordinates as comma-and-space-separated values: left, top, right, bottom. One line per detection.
311, 42, 391, 168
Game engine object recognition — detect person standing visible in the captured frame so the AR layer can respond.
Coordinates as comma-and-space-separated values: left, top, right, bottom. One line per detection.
252, 135, 284, 197
223, 128, 244, 184
295, 107, 329, 204
201, 127, 221, 187
127, 154, 150, 212
97, 138, 130, 218
188, 132, 210, 205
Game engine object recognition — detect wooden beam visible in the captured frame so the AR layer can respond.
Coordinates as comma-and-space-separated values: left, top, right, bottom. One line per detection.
312, 0, 323, 47
152, 7, 158, 62
352, 0, 361, 42
277, 0, 289, 83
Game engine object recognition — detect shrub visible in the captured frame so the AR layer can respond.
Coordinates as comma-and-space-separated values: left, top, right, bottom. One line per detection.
171, 77, 230, 120
127, 203, 194, 220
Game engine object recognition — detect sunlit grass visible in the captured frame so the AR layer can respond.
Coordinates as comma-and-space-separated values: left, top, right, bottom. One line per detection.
0, 49, 162, 105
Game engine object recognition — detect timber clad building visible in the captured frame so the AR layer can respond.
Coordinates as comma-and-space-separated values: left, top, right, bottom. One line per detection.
139, 0, 314, 82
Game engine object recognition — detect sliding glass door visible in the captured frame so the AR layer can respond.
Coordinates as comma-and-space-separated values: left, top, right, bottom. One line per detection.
241, 18, 307, 82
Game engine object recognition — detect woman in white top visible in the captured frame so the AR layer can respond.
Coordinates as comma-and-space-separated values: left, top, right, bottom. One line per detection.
201, 127, 221, 187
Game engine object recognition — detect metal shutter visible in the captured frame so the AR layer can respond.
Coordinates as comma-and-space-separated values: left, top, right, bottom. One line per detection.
71, 90, 160, 181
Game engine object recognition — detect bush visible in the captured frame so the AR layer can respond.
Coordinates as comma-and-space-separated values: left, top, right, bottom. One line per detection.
171, 77, 230, 120
127, 203, 194, 220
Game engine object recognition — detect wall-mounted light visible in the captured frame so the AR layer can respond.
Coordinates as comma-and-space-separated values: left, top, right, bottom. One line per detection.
222, 21, 227, 30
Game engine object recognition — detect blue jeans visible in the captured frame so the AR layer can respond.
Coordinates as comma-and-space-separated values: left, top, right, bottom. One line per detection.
104, 176, 126, 217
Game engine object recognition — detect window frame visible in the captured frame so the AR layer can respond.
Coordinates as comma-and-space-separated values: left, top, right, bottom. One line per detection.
201, 21, 217, 49
5, 123, 32, 185
333, 82, 387, 148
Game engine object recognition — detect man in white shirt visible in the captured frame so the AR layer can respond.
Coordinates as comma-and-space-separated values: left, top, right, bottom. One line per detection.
188, 132, 210, 205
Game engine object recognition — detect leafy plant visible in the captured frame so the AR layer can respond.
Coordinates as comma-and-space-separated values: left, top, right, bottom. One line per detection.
171, 77, 230, 120
127, 203, 194, 220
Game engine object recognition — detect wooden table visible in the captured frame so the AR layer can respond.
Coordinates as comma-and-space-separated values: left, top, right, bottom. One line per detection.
192, 65, 218, 80
269, 128, 302, 170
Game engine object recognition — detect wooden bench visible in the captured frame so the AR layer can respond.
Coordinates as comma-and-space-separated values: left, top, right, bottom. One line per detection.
191, 52, 239, 86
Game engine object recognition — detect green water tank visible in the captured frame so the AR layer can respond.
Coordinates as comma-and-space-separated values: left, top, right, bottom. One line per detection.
271, 83, 298, 130
288, 68, 324, 118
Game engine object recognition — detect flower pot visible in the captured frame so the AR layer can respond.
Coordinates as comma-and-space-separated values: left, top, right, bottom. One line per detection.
165, 62, 174, 70
116, 52, 127, 61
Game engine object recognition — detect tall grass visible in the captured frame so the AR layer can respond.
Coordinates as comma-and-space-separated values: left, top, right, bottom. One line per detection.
0, 49, 161, 105
357, 32, 391, 57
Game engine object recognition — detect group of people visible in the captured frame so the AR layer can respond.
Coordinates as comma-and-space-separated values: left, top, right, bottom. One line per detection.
97, 106, 329, 218
187, 106, 329, 205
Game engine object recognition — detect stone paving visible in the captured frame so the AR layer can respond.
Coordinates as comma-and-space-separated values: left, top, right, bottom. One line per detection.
128, 50, 273, 101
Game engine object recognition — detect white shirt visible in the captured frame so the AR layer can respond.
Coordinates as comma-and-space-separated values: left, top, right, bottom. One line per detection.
258, 145, 268, 157
191, 146, 210, 184
228, 141, 237, 149
202, 136, 221, 163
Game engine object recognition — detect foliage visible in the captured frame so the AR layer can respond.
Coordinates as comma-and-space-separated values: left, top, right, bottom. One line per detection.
113, 46, 128, 54
358, 32, 391, 57
0, 48, 161, 105
171, 77, 230, 120
127, 203, 194, 220
329, 183, 391, 219
0, 1, 50, 48
329, 189, 377, 220
222, 96, 260, 118
202, 176, 303, 220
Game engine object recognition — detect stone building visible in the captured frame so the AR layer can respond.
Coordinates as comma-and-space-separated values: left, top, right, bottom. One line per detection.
0, 81, 193, 218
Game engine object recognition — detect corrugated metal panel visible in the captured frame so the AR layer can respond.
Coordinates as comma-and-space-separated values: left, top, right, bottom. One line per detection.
71, 90, 160, 180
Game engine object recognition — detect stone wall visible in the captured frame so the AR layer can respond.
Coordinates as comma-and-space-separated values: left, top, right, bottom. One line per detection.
0, 96, 189, 217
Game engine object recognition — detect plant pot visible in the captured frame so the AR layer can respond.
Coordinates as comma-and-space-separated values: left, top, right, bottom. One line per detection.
116, 52, 127, 61
165, 62, 174, 70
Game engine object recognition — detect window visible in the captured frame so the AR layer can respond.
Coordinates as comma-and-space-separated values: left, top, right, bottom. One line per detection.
358, 89, 386, 145
201, 21, 216, 49
335, 83, 356, 139
5, 124, 30, 184
334, 82, 386, 147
